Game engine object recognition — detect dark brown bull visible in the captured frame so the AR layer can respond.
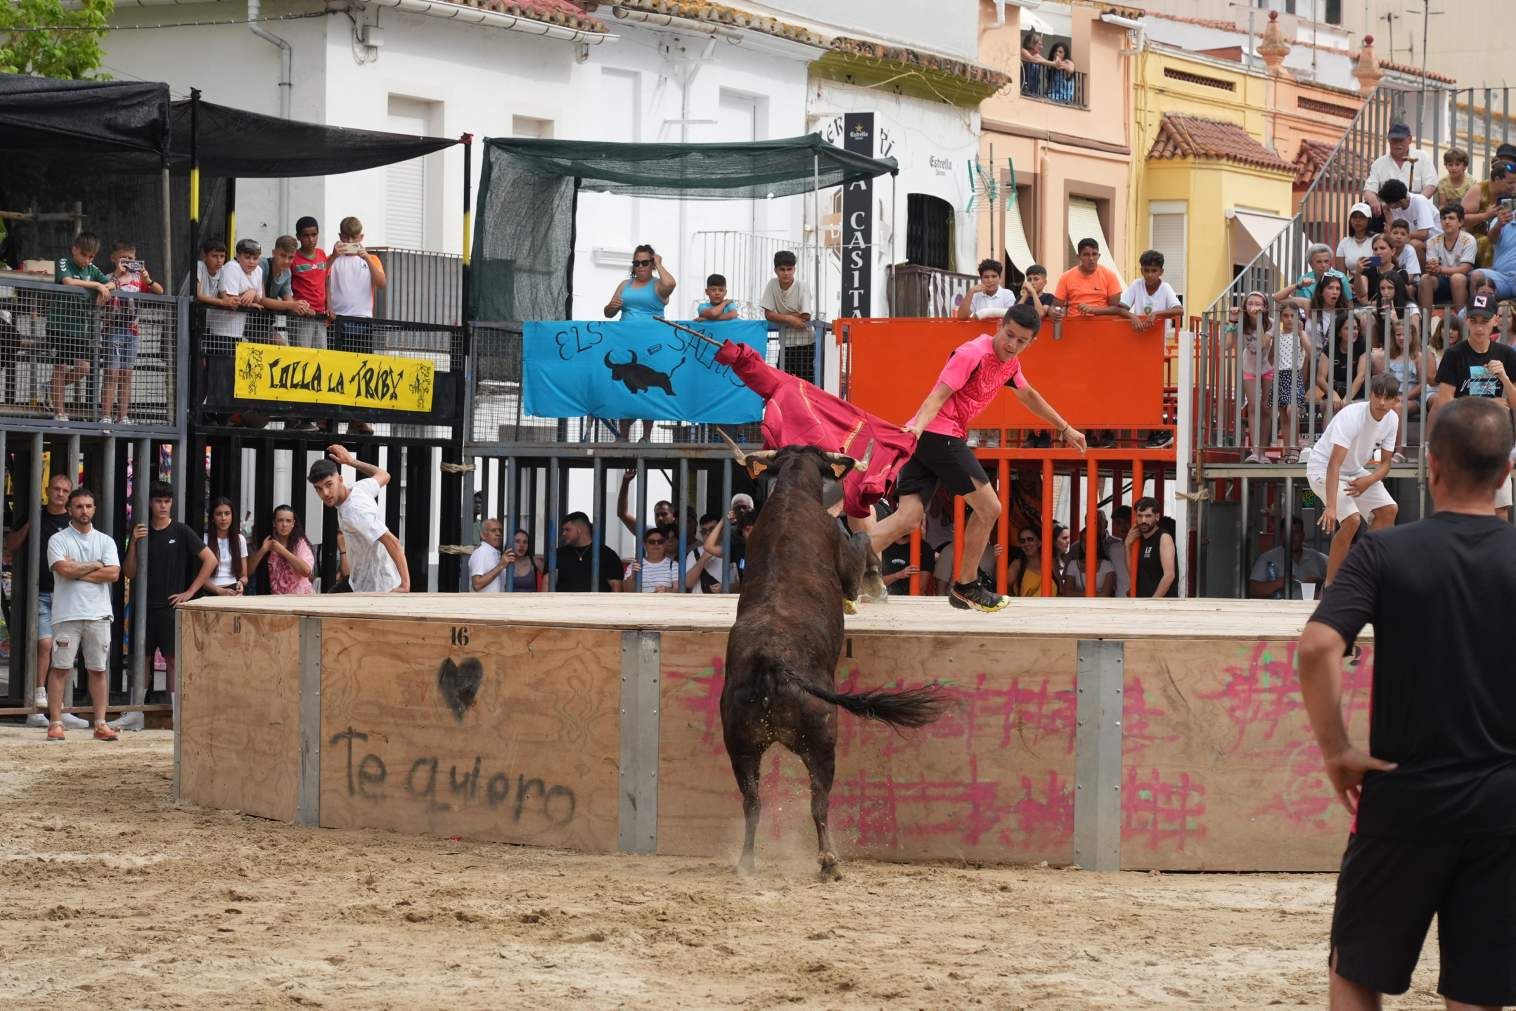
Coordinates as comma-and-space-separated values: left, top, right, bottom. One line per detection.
718, 435, 947, 881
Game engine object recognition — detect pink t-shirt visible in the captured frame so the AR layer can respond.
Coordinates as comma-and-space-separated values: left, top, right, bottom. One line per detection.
923, 333, 1029, 439
268, 539, 315, 595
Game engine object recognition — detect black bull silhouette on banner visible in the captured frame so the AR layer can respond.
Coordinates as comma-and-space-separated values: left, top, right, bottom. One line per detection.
604, 349, 675, 396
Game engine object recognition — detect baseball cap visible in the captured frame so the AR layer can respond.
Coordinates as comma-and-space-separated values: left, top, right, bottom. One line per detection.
1497, 143, 1516, 162
1468, 293, 1497, 319
1348, 201, 1372, 219
1387, 122, 1411, 140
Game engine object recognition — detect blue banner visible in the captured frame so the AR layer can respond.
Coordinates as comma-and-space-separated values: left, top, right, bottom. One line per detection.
523, 318, 767, 423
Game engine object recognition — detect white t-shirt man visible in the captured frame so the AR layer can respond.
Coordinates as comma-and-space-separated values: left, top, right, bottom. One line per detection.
1387, 193, 1442, 236
1121, 279, 1183, 336
213, 261, 263, 341
1365, 149, 1439, 199
468, 541, 505, 592
1427, 230, 1478, 270
46, 525, 118, 623
1249, 545, 1330, 599
1306, 402, 1400, 522
1064, 553, 1116, 595
967, 286, 1017, 319
338, 477, 400, 592
626, 555, 679, 592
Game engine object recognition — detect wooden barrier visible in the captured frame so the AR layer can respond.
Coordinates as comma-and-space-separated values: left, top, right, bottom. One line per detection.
176, 596, 1370, 871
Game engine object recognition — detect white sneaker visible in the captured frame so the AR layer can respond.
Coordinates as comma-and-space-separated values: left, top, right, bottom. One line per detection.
33, 686, 47, 708
108, 711, 145, 732
25, 713, 48, 729
59, 713, 89, 729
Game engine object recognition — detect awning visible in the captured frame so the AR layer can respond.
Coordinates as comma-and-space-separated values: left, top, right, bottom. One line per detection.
1002, 199, 1038, 273
1228, 209, 1293, 269
1067, 198, 1122, 285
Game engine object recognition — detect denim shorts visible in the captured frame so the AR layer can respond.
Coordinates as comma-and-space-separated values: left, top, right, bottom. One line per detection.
104, 327, 140, 370
36, 591, 53, 641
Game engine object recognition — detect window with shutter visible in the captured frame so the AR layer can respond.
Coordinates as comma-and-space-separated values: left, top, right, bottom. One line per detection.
385, 96, 440, 250
1149, 202, 1188, 298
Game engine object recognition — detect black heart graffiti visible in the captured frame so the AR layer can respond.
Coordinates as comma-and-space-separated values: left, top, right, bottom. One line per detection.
437, 657, 485, 721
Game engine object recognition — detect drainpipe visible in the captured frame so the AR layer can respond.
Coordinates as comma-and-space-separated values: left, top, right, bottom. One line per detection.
249, 0, 293, 230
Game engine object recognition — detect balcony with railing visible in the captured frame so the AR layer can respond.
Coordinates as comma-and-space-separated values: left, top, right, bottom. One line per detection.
1020, 66, 1088, 111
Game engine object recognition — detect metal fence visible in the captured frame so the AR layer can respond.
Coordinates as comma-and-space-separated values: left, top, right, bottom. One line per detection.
0, 273, 184, 430
372, 247, 463, 326
1022, 68, 1088, 111
888, 263, 976, 318
685, 230, 840, 321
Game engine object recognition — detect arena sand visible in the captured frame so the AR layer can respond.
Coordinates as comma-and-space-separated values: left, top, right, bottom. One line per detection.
0, 727, 1444, 1009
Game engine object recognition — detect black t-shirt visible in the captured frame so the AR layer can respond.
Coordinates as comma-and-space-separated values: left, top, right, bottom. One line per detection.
31, 509, 71, 593
555, 542, 623, 592
1135, 529, 1176, 597
1434, 338, 1516, 400
145, 520, 203, 607
1310, 512, 1516, 839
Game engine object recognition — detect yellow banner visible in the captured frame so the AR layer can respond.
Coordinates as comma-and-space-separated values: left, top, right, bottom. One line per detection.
234, 343, 435, 412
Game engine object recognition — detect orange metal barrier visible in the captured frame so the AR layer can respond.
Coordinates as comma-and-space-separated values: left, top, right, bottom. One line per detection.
834, 316, 1166, 430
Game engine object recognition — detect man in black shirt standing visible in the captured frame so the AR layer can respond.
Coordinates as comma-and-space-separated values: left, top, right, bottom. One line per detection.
553, 512, 623, 592
1433, 292, 1516, 519
5, 472, 73, 709
1125, 496, 1177, 597
1300, 396, 1516, 1009
124, 482, 216, 703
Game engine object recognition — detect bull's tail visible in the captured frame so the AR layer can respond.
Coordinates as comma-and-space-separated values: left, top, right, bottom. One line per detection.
794, 678, 949, 729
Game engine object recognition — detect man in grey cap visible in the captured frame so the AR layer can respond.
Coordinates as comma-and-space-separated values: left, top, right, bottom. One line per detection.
1364, 122, 1439, 217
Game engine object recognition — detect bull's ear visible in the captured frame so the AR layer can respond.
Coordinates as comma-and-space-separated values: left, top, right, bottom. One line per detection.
745, 459, 770, 479
828, 461, 852, 479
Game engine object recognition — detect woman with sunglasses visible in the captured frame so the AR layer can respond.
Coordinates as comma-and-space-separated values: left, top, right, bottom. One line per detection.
622, 525, 680, 592
604, 244, 676, 321
1015, 526, 1050, 597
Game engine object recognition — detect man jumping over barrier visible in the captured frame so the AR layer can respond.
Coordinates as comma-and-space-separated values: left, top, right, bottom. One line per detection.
864, 303, 1087, 612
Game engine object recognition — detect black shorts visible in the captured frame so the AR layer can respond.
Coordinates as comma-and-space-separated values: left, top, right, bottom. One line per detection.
895, 432, 989, 501
1331, 832, 1516, 1004
143, 606, 175, 660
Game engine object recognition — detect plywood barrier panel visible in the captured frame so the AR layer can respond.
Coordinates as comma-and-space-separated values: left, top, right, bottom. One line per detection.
1120, 638, 1373, 872
179, 610, 301, 822
319, 620, 620, 853
657, 631, 1079, 866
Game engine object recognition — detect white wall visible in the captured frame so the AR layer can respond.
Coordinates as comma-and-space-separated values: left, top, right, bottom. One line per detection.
809, 82, 981, 315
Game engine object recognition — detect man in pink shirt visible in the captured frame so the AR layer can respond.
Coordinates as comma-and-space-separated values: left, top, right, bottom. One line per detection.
867, 302, 1088, 612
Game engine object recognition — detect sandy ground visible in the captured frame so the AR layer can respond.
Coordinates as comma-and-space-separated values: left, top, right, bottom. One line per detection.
0, 727, 1445, 1010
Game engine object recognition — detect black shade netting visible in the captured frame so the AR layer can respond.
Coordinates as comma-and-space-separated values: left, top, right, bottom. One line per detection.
469, 134, 896, 322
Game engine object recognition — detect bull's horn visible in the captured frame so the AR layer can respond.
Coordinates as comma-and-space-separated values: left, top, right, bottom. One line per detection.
716, 428, 747, 466
853, 439, 875, 473
626, 349, 638, 364
603, 351, 614, 367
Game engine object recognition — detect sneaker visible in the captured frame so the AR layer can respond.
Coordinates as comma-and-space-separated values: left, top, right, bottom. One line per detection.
46, 722, 65, 742
53, 412, 69, 422
60, 713, 90, 729
1146, 430, 1174, 448
26, 713, 48, 729
109, 711, 145, 733
33, 685, 46, 708
93, 723, 119, 742
287, 420, 318, 432
949, 580, 1012, 612
347, 421, 374, 435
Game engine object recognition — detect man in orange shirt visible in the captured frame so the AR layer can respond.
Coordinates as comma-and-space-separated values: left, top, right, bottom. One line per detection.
1052, 238, 1124, 317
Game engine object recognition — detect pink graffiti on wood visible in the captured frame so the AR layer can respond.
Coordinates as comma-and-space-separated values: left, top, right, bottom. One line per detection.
1198, 640, 1372, 751
1122, 767, 1207, 852
1256, 741, 1338, 832
663, 660, 727, 755
1121, 677, 1181, 754
750, 753, 1073, 852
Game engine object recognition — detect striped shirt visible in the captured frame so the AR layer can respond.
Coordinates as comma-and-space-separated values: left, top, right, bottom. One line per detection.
627, 555, 679, 592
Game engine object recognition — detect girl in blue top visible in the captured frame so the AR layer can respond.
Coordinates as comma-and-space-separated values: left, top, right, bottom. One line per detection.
604, 244, 676, 321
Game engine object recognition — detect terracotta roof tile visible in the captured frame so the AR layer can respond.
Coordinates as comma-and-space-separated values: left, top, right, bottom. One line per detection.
1146, 113, 1294, 173
1373, 58, 1457, 85
455, 0, 607, 31
609, 0, 826, 45
827, 36, 1012, 91
1292, 138, 1370, 187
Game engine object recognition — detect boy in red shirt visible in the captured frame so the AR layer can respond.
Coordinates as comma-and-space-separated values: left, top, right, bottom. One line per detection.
290, 216, 328, 349
866, 302, 1088, 611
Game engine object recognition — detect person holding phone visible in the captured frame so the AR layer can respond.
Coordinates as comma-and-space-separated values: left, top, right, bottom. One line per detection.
603, 244, 675, 442
1336, 203, 1376, 301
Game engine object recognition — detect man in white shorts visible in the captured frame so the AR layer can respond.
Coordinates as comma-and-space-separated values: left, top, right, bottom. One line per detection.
1307, 373, 1402, 585
307, 444, 410, 593
44, 486, 121, 742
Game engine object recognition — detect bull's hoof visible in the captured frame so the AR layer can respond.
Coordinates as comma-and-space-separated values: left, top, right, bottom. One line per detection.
735, 856, 756, 877
842, 598, 859, 615
818, 853, 843, 882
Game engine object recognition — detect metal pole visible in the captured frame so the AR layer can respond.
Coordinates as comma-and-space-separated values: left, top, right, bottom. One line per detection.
720, 458, 733, 592
26, 433, 43, 708
546, 457, 559, 590
160, 162, 173, 296
635, 456, 647, 592
678, 457, 689, 590
591, 458, 603, 593
460, 133, 474, 326
505, 456, 518, 593
812, 154, 822, 323
132, 440, 150, 704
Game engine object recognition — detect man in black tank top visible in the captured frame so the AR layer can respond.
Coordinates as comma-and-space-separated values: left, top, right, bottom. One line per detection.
1126, 496, 1177, 598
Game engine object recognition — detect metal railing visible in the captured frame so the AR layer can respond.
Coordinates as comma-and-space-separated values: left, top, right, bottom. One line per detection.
887, 263, 976, 318
0, 273, 184, 430
1021, 67, 1088, 111
685, 230, 840, 321
372, 247, 463, 326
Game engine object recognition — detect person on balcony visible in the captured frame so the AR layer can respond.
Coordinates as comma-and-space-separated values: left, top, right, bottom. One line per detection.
957, 258, 1016, 320
1362, 122, 1439, 219
1434, 147, 1473, 208
1052, 238, 1123, 317
1044, 42, 1077, 105
604, 244, 676, 442
1019, 31, 1049, 98
1378, 179, 1439, 268
1460, 161, 1514, 268
1335, 203, 1376, 302
759, 249, 814, 382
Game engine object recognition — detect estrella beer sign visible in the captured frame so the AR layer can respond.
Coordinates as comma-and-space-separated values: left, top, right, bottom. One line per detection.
233, 343, 435, 413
